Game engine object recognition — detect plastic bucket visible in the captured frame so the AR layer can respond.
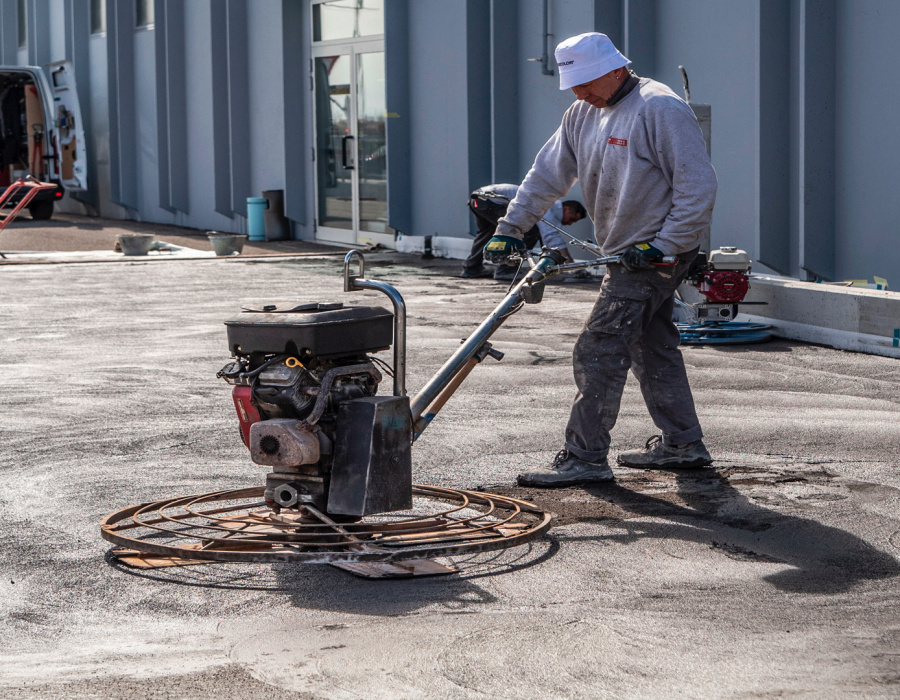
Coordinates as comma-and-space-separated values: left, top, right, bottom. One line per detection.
207, 232, 248, 256
118, 233, 155, 256
246, 197, 268, 241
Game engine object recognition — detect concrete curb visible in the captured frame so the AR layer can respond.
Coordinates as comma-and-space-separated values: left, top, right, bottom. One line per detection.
742, 276, 900, 358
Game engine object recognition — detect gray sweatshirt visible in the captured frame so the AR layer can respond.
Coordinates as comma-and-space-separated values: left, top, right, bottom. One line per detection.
497, 78, 717, 256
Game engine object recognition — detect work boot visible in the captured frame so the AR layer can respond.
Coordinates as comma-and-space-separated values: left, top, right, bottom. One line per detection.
460, 266, 494, 279
616, 435, 713, 469
517, 449, 614, 487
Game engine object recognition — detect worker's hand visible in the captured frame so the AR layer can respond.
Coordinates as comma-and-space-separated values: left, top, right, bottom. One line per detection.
620, 242, 664, 272
483, 235, 526, 264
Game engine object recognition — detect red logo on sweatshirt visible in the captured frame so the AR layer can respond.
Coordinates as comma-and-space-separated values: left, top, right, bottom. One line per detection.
608, 137, 628, 147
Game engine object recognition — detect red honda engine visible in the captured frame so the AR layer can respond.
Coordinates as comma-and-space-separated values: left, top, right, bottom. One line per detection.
698, 269, 749, 303
690, 247, 751, 304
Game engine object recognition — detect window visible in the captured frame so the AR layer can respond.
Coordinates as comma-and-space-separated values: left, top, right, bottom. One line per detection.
312, 0, 384, 42
136, 0, 154, 28
91, 0, 106, 34
17, 0, 26, 47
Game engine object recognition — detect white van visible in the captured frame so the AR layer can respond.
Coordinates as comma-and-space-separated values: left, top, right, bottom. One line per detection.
0, 60, 86, 220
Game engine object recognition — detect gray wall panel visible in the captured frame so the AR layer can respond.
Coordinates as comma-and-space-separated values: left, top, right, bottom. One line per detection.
134, 27, 162, 221
281, 0, 306, 230
832, 0, 900, 282
210, 6, 231, 217
27, 0, 51, 66
62, 0, 97, 210
490, 0, 519, 185
49, 0, 65, 58
185, 0, 234, 232
408, 0, 468, 237
466, 0, 491, 194
384, 0, 411, 235
797, 0, 836, 281
247, 0, 283, 203
155, 0, 188, 214
107, 0, 137, 210
516, 0, 589, 174
624, 0, 656, 76
757, 0, 791, 274
656, 0, 758, 258
594, 0, 623, 47
0, 2, 17, 64
88, 34, 115, 216
227, 0, 250, 214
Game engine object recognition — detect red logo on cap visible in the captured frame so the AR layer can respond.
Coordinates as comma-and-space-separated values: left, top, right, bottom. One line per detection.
608, 137, 627, 147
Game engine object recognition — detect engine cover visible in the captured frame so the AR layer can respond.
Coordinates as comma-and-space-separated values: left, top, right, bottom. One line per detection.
225, 303, 393, 359
697, 270, 749, 304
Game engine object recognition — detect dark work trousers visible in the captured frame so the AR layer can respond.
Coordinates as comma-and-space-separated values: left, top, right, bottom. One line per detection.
464, 196, 540, 272
565, 250, 702, 463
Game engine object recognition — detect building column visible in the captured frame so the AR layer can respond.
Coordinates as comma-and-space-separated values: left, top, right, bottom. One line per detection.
107, 0, 137, 210
796, 0, 836, 281
155, 0, 188, 214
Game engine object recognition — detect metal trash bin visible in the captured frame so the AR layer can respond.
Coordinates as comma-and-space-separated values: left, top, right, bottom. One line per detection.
262, 189, 289, 241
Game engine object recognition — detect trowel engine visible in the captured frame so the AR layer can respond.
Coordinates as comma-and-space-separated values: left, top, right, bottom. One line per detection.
684, 246, 752, 321
217, 302, 412, 518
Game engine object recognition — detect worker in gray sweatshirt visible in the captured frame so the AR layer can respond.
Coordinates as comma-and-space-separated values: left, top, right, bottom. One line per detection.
484, 32, 718, 486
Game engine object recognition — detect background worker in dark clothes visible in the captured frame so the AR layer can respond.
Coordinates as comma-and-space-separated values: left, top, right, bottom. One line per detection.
483, 32, 718, 486
461, 184, 586, 280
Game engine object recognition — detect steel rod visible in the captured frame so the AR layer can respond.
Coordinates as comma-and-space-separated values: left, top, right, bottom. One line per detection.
344, 251, 407, 396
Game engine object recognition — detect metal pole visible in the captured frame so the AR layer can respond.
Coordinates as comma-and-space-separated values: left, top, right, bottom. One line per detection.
343, 251, 407, 397
410, 252, 568, 433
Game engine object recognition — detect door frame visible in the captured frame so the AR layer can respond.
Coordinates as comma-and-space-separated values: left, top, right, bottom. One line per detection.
311, 33, 389, 247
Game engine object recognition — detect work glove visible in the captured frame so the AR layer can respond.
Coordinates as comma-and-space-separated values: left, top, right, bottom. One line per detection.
620, 242, 664, 272
483, 235, 526, 264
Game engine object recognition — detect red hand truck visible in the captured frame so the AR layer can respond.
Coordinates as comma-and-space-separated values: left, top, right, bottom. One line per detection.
0, 176, 60, 259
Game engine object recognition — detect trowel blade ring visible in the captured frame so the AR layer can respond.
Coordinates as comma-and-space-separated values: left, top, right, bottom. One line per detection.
101, 486, 552, 565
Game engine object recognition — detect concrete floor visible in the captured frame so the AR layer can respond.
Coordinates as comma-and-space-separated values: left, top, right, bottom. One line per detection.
1, 216, 899, 699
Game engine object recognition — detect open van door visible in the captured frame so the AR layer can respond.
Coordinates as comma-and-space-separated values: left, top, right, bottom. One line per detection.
46, 61, 87, 191
0, 61, 87, 219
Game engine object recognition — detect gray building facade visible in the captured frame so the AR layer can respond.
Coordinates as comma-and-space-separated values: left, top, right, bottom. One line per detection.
1, 0, 898, 282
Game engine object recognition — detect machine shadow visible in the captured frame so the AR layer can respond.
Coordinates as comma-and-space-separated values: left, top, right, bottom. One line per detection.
103, 535, 560, 616
277, 536, 561, 615
575, 468, 900, 594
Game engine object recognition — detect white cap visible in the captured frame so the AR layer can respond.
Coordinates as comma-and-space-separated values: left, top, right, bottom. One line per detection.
555, 32, 630, 90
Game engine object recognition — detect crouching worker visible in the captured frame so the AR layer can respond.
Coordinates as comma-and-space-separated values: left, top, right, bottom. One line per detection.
461, 183, 585, 281
483, 32, 718, 487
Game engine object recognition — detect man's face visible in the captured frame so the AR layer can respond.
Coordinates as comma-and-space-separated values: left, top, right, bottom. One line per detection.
561, 207, 584, 226
571, 68, 625, 109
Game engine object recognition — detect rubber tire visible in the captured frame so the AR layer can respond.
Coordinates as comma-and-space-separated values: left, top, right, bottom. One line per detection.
28, 200, 54, 221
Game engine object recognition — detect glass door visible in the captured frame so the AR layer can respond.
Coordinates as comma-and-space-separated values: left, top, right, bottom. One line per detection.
312, 3, 387, 246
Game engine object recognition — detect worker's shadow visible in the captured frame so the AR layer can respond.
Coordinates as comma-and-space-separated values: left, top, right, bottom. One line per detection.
578, 468, 900, 594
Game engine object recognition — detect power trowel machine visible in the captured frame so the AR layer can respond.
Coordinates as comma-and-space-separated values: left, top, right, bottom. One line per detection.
674, 246, 773, 344
102, 225, 668, 572
216, 237, 660, 521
